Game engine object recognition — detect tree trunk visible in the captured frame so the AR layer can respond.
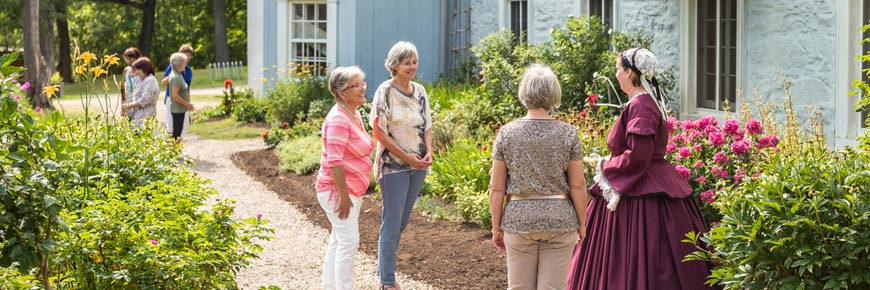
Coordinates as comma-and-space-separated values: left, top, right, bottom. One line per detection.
137, 0, 156, 57
213, 0, 229, 63
39, 0, 56, 83
23, 0, 51, 110
56, 0, 72, 83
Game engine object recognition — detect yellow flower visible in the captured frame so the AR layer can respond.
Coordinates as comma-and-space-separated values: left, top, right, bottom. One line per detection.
104, 55, 120, 66
260, 77, 268, 83
74, 65, 86, 76
43, 84, 60, 98
81, 52, 96, 64
90, 67, 107, 78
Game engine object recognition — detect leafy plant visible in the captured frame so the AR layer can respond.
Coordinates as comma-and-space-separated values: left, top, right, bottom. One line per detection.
275, 135, 322, 174
685, 145, 870, 289
266, 63, 332, 124
233, 96, 269, 123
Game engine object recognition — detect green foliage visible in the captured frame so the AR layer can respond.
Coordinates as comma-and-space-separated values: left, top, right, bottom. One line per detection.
685, 145, 870, 289
210, 87, 255, 118
68, 0, 248, 71
1, 51, 272, 288
426, 138, 493, 226
275, 135, 322, 175
266, 75, 331, 124
0, 264, 36, 290
263, 118, 323, 148
473, 16, 668, 120
233, 96, 269, 123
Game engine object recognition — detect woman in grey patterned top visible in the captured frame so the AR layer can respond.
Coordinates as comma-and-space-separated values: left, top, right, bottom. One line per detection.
488, 64, 588, 290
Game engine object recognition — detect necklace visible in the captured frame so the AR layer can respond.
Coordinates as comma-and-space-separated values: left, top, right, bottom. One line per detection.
339, 103, 364, 130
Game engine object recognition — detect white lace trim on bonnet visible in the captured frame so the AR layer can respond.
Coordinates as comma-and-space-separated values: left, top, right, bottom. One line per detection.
623, 48, 670, 121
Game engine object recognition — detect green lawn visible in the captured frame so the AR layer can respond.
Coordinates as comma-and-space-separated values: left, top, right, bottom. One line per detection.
57, 66, 247, 100
186, 118, 264, 141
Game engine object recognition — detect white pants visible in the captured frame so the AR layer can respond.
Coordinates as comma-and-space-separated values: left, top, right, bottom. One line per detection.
317, 191, 362, 290
165, 97, 189, 135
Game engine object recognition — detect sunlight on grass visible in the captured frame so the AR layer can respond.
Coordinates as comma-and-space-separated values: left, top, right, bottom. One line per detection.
187, 118, 264, 141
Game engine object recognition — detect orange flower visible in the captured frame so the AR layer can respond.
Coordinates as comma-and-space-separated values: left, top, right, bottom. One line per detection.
43, 84, 60, 98
262, 131, 269, 138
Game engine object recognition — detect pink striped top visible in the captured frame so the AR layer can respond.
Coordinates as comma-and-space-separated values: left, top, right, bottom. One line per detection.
315, 105, 374, 198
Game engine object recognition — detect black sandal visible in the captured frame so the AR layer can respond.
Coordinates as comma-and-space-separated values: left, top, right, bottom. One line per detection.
380, 284, 399, 290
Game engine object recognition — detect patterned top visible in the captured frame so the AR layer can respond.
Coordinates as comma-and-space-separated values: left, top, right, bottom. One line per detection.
316, 105, 374, 198
492, 119, 583, 233
168, 71, 190, 113
125, 75, 159, 127
368, 80, 432, 180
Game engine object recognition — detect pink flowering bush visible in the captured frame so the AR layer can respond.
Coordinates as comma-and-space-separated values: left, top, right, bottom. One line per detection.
665, 116, 781, 223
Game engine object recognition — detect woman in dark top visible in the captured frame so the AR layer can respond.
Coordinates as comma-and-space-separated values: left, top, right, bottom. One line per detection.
566, 48, 714, 290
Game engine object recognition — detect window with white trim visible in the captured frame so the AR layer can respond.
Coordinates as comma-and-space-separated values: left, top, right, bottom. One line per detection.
697, 0, 737, 111
290, 3, 327, 76
589, 0, 613, 29
509, 0, 528, 43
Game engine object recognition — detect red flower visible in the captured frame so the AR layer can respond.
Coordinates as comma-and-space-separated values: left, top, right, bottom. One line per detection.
281, 121, 289, 128
224, 79, 233, 90
587, 93, 598, 107
482, 145, 488, 151
262, 131, 269, 138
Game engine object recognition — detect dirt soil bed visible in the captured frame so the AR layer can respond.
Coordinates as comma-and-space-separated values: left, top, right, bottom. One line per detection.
231, 148, 508, 289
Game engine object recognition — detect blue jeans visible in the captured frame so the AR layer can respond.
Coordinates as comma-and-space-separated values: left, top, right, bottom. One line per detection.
377, 169, 427, 285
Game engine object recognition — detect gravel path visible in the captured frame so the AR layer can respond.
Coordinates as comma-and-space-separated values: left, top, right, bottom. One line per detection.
183, 136, 439, 290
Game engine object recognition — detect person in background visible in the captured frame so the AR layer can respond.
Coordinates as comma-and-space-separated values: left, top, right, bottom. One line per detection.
122, 57, 159, 128
488, 64, 587, 290
162, 44, 194, 135
315, 66, 373, 290
122, 47, 142, 108
369, 41, 433, 290
167, 52, 194, 141
566, 48, 714, 290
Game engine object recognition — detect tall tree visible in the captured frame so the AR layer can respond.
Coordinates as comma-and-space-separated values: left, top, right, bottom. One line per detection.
101, 0, 156, 56
39, 0, 57, 81
56, 0, 72, 82
213, 0, 229, 62
23, 0, 51, 109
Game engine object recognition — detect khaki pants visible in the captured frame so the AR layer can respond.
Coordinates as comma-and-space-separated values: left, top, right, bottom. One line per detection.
505, 231, 576, 290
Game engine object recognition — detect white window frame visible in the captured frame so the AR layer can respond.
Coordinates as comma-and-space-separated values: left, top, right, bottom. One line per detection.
581, 0, 616, 30
276, 0, 337, 77
499, 0, 533, 43
835, 1, 868, 146
679, 0, 744, 119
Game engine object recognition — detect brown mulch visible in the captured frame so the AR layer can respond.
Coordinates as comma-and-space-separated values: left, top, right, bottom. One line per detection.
231, 149, 508, 289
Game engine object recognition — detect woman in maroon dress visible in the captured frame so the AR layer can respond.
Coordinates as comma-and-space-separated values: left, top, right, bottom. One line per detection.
566, 48, 714, 290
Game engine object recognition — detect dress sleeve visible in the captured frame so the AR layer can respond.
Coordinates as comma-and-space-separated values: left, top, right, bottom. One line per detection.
323, 115, 352, 168
601, 133, 654, 194
369, 85, 390, 133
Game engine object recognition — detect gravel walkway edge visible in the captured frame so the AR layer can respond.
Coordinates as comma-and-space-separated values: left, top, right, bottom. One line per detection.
183, 136, 439, 290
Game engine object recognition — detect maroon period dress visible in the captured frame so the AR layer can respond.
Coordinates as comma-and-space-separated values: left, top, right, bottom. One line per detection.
566, 94, 714, 290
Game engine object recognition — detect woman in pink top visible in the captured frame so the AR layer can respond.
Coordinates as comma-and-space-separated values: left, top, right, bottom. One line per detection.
315, 66, 373, 290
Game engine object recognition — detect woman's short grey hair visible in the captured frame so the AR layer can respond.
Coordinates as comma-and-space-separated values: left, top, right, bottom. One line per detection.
169, 52, 187, 71
328, 66, 366, 100
518, 64, 562, 110
384, 41, 418, 77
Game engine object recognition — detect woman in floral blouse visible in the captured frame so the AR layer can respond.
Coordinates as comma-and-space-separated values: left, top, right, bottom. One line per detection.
122, 57, 159, 128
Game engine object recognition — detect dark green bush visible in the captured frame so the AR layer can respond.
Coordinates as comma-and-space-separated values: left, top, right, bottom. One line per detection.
233, 96, 269, 123
686, 145, 870, 289
266, 76, 331, 124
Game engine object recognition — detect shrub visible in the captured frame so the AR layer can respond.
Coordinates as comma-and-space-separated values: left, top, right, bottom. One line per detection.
216, 87, 255, 117
275, 135, 322, 174
427, 138, 492, 201
233, 96, 269, 123
266, 73, 331, 124
262, 117, 323, 148
685, 145, 870, 289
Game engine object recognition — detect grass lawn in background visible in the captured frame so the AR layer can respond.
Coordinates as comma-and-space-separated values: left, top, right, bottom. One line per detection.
186, 118, 264, 141
57, 67, 247, 100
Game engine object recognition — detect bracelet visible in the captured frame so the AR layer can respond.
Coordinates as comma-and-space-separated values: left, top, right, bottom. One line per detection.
491, 229, 503, 234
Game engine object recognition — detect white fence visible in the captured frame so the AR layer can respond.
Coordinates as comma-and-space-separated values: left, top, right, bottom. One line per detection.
208, 61, 245, 80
